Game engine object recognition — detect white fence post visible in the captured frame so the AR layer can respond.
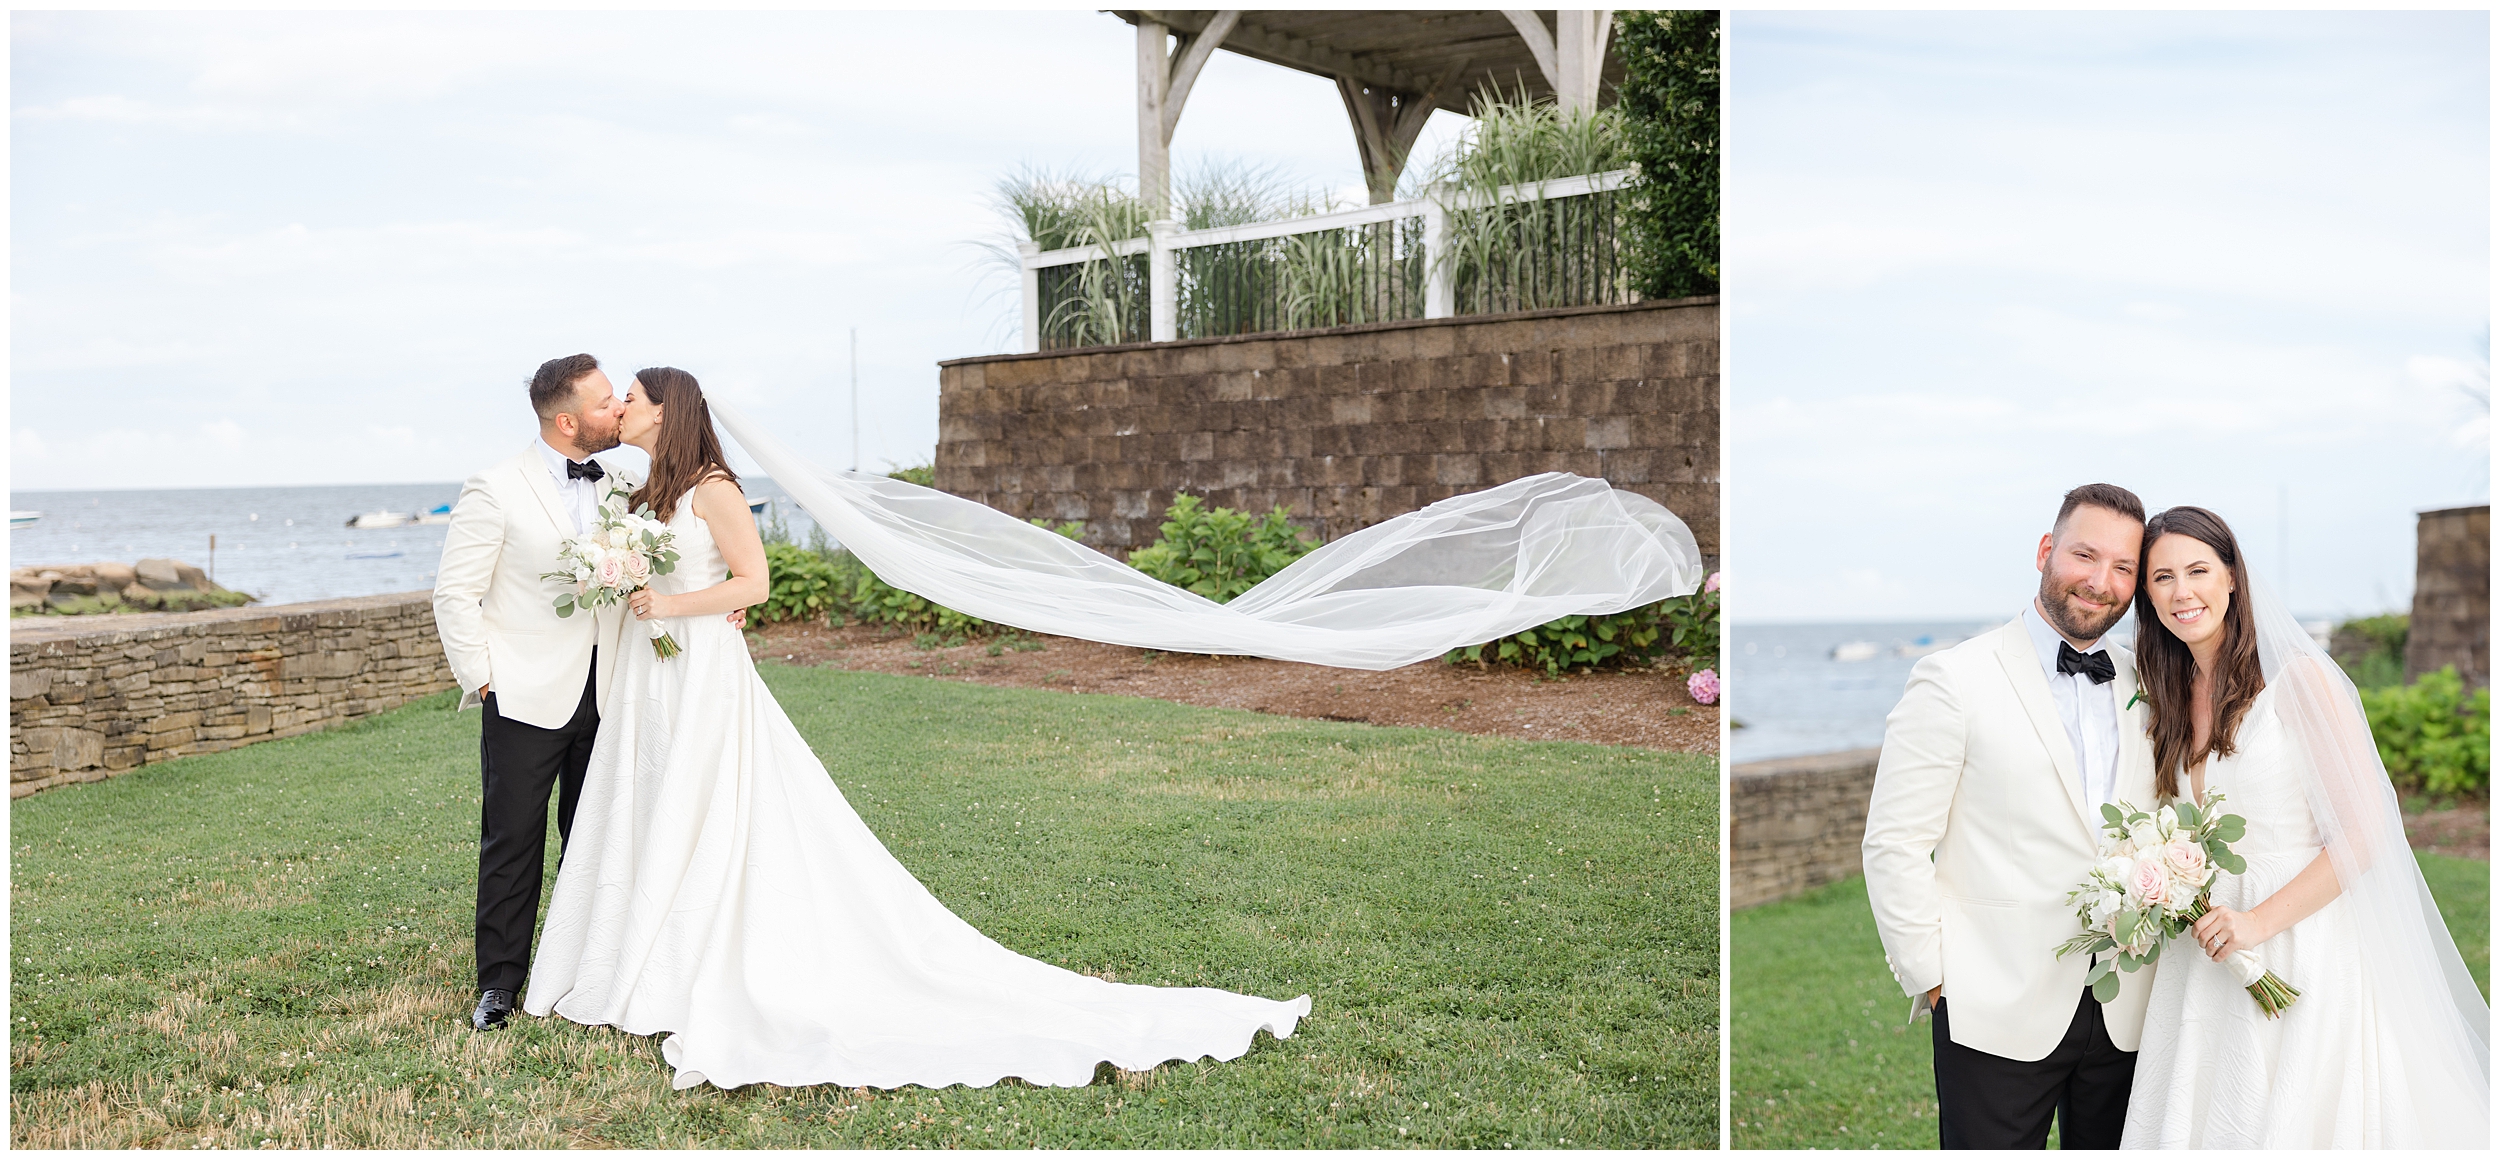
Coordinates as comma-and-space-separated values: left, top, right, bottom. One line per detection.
1018, 241, 1042, 354
1148, 218, 1178, 343
1422, 199, 1453, 320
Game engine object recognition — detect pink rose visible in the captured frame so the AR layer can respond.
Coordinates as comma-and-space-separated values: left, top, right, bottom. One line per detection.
1703, 572, 1722, 594
2162, 839, 2206, 883
1687, 668, 1719, 706
2127, 855, 2169, 907
621, 551, 652, 587
595, 553, 627, 591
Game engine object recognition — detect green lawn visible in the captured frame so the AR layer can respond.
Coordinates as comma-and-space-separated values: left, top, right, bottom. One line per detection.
10, 666, 1717, 1148
1731, 856, 2491, 1150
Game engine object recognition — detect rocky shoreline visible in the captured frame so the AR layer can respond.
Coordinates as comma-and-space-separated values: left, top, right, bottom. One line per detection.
9, 558, 253, 616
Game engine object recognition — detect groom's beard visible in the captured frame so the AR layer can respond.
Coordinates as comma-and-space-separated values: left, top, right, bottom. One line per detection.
570, 423, 623, 457
2039, 574, 2129, 643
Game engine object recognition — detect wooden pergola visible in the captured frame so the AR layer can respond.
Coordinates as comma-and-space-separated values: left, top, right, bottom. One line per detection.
1110, 10, 1624, 210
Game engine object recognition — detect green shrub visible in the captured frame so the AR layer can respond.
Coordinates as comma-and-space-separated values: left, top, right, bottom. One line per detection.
884, 464, 936, 488
748, 519, 1084, 640
2360, 666, 2491, 798
1616, 9, 1720, 300
1446, 575, 1720, 678
1124, 494, 1316, 603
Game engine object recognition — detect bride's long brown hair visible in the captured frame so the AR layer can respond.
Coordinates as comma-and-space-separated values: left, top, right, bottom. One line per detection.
628, 367, 739, 522
2132, 505, 2265, 801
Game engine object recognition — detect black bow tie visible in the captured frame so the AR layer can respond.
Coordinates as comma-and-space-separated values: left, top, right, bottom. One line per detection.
2057, 640, 2116, 685
566, 459, 605, 482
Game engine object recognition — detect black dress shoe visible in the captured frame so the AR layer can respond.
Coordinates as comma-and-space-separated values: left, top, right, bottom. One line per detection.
472, 988, 517, 1031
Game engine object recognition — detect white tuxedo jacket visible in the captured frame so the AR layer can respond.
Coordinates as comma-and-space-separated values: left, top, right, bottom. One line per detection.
1861, 617, 2158, 1061
431, 444, 635, 730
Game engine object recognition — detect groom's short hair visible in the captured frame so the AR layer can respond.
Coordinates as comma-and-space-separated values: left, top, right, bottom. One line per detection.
2055, 482, 2145, 532
529, 354, 602, 421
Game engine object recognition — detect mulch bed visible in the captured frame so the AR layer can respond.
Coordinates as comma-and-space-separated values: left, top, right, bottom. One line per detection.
2406, 795, 2490, 860
745, 621, 1719, 755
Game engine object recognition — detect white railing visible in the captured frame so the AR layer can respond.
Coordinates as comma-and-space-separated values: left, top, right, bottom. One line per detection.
1016, 168, 1635, 352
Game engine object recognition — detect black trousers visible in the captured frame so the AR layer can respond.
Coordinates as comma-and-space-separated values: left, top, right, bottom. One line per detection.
1933, 988, 2136, 1149
475, 655, 597, 994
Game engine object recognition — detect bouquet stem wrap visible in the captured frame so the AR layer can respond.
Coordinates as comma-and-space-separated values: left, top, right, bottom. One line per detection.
2179, 896, 2303, 1017
645, 615, 681, 659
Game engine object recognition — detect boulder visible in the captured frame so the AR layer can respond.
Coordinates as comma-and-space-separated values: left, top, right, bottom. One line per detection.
121, 582, 158, 604
10, 574, 49, 609
90, 562, 136, 591
46, 571, 98, 597
135, 558, 205, 592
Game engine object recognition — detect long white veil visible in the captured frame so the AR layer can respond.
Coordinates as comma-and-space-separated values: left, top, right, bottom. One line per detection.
2246, 567, 2490, 1141
712, 402, 1705, 671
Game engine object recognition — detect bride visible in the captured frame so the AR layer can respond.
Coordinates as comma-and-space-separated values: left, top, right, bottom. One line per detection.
2119, 505, 2488, 1148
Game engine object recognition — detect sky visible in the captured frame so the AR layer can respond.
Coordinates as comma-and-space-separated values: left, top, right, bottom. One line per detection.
9, 9, 1475, 492
1727, 10, 2490, 623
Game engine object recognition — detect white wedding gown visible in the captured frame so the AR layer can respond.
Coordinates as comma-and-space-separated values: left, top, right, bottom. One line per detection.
2122, 683, 2482, 1148
520, 496, 1309, 1091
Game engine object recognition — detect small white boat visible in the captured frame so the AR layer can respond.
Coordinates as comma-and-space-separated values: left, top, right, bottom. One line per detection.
413, 503, 453, 526
347, 511, 416, 529
1830, 641, 1882, 663
8, 510, 39, 529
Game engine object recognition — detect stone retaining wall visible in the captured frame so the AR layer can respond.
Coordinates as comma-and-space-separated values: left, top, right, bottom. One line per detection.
8, 592, 454, 798
2406, 504, 2489, 688
934, 297, 1718, 560
1730, 748, 1881, 909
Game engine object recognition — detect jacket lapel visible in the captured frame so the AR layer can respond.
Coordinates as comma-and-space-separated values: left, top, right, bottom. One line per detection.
1996, 618, 2095, 840
516, 442, 574, 538
2111, 643, 2157, 807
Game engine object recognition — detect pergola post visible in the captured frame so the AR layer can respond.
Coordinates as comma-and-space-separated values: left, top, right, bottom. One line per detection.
1502, 10, 1614, 115
1336, 59, 1461, 205
1136, 11, 1241, 218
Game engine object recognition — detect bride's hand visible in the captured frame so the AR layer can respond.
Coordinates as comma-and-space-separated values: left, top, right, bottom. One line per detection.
628, 589, 672, 620
2190, 905, 2271, 962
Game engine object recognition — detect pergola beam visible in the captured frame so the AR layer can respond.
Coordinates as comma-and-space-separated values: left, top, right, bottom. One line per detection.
1115, 11, 1624, 211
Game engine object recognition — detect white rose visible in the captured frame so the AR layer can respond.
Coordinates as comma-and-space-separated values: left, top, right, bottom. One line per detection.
2128, 820, 2161, 851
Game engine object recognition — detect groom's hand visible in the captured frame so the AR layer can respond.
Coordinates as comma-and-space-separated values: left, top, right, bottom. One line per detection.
1925, 984, 1943, 1004
726, 607, 747, 630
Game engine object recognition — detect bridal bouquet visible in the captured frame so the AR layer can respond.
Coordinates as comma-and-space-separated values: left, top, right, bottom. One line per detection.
2056, 795, 2301, 1017
543, 501, 685, 659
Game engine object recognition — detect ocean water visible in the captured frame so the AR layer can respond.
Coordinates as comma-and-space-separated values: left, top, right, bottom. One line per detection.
9, 479, 815, 608
1730, 618, 2033, 765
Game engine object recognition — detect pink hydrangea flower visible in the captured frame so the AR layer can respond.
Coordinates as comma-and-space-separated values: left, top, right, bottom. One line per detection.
1687, 668, 1719, 705
1703, 572, 1722, 594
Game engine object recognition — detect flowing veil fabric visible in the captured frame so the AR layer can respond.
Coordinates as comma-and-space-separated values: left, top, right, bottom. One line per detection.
2245, 568, 2490, 1140
712, 402, 1706, 669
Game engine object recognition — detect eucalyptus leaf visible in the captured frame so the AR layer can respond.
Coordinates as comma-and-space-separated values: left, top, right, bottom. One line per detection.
2092, 972, 2122, 1003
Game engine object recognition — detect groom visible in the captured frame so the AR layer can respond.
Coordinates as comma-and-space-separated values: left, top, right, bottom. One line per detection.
1862, 483, 2159, 1149
432, 354, 742, 1032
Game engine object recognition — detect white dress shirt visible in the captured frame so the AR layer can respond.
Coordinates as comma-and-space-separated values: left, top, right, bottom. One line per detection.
2024, 601, 2120, 810
534, 438, 605, 537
